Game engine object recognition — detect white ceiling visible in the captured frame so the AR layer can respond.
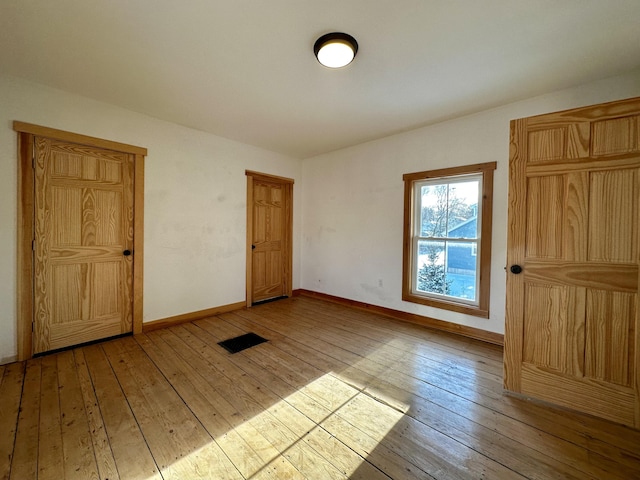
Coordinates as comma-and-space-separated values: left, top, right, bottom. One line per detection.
2, 1, 640, 158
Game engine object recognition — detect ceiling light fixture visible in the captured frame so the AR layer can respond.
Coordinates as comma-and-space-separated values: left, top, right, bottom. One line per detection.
314, 32, 358, 68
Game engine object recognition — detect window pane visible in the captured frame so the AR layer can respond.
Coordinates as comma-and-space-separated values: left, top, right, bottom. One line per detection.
416, 240, 450, 295
445, 241, 477, 301
420, 185, 448, 237
446, 181, 478, 238
420, 180, 479, 238
403, 163, 494, 317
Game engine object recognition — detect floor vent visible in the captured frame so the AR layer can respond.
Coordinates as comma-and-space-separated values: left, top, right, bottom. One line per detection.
217, 332, 268, 354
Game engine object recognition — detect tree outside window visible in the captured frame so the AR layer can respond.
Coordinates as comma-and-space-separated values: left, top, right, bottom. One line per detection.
402, 163, 496, 318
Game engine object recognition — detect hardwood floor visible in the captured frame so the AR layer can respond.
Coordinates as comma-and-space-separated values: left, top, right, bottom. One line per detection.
1, 296, 639, 479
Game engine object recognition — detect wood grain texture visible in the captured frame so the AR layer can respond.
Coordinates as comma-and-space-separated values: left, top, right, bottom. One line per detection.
585, 290, 635, 387
102, 339, 243, 479
142, 301, 246, 332
522, 283, 569, 371
525, 175, 565, 258
296, 289, 504, 345
13, 121, 147, 156
33, 138, 134, 354
3, 296, 640, 479
525, 96, 640, 126
37, 355, 65, 480
35, 139, 133, 353
477, 164, 495, 316
55, 351, 100, 480
588, 168, 638, 263
16, 125, 146, 358
567, 122, 591, 159
33, 136, 52, 354
402, 162, 496, 318
0, 363, 25, 479
592, 115, 639, 156
245, 171, 293, 305
520, 363, 635, 426
245, 174, 254, 307
132, 153, 145, 335
17, 132, 35, 361
136, 331, 286, 479
253, 181, 284, 301
505, 96, 640, 428
528, 127, 566, 162
504, 118, 528, 393
564, 172, 589, 261
526, 122, 592, 162
523, 262, 638, 292
10, 359, 41, 480
73, 349, 119, 480
82, 344, 161, 480
401, 161, 497, 182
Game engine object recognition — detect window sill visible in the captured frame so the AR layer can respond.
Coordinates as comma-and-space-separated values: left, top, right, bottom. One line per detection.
402, 292, 489, 318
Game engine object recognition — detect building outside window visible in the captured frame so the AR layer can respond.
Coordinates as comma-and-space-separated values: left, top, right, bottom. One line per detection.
402, 162, 496, 317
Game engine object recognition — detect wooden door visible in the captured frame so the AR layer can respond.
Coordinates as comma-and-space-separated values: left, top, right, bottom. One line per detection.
33, 136, 134, 354
246, 171, 293, 305
505, 96, 640, 428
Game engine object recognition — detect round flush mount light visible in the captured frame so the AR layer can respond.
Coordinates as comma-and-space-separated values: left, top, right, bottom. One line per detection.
314, 32, 358, 68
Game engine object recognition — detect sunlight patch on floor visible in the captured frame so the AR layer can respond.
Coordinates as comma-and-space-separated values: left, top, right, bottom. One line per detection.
164, 371, 407, 479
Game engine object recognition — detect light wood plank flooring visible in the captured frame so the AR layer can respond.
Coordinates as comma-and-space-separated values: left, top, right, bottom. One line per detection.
1, 296, 640, 479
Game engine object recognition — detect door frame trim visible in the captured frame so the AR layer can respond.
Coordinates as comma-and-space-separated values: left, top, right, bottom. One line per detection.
245, 170, 294, 307
14, 121, 146, 360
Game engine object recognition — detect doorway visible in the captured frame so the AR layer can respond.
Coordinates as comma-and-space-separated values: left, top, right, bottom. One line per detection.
15, 122, 146, 359
245, 170, 293, 306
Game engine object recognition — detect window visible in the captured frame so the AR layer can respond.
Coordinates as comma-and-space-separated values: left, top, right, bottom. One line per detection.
402, 162, 496, 317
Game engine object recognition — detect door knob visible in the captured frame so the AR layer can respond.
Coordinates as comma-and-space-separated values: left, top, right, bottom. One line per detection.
510, 265, 522, 274
123, 249, 132, 256
251, 245, 256, 250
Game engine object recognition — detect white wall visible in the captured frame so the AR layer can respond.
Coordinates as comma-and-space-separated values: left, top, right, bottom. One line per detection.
3, 70, 640, 363
301, 69, 640, 336
0, 75, 302, 364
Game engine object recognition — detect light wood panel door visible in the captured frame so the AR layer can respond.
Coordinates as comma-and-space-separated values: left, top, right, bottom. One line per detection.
505, 96, 640, 428
246, 171, 293, 305
33, 137, 134, 354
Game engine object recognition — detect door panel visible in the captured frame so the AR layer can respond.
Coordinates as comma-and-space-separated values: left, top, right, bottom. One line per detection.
246, 172, 293, 305
592, 115, 639, 155
522, 283, 573, 372
34, 137, 134, 354
585, 289, 635, 387
525, 176, 564, 258
505, 96, 640, 428
588, 169, 638, 262
252, 181, 285, 302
